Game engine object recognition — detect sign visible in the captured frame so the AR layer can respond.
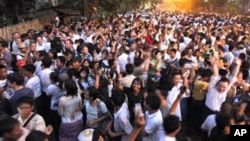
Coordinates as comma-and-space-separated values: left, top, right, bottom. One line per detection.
230, 125, 250, 140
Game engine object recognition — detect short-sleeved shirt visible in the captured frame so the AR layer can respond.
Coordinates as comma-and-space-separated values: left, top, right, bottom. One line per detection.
25, 75, 41, 98
85, 100, 108, 128
143, 110, 165, 141
113, 103, 133, 141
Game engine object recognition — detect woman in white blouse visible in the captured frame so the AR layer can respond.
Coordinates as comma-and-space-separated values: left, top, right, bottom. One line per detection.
58, 79, 83, 141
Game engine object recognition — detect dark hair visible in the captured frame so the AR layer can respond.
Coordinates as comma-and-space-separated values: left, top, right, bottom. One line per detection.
179, 58, 192, 67
83, 59, 90, 65
216, 77, 230, 86
64, 50, 73, 56
42, 57, 52, 68
17, 96, 34, 107
108, 59, 115, 67
23, 64, 36, 74
125, 63, 134, 74
131, 77, 143, 90
77, 44, 84, 54
172, 71, 182, 78
134, 58, 144, 67
65, 59, 73, 68
239, 53, 246, 61
156, 87, 168, 98
228, 45, 235, 52
49, 48, 58, 59
0, 40, 8, 48
92, 128, 104, 141
215, 112, 232, 130
220, 101, 233, 115
170, 48, 177, 54
80, 66, 89, 81
111, 89, 125, 107
88, 86, 100, 100
163, 115, 180, 134
0, 118, 19, 136
50, 72, 59, 83
7, 72, 24, 85
64, 79, 78, 96
66, 39, 73, 45
145, 93, 161, 110
200, 69, 213, 78
57, 56, 66, 65
25, 130, 49, 141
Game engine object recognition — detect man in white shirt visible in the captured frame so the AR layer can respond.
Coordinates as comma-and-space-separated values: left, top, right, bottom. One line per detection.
160, 115, 181, 141
9, 32, 21, 54
38, 57, 53, 94
37, 57, 53, 124
224, 45, 235, 65
201, 101, 233, 137
108, 89, 133, 141
12, 96, 46, 132
121, 63, 136, 88
117, 46, 129, 74
128, 42, 137, 64
36, 36, 51, 53
23, 64, 41, 99
204, 56, 241, 118
143, 94, 165, 141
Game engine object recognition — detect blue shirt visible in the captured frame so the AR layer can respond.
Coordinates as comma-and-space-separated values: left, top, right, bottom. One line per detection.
9, 87, 34, 114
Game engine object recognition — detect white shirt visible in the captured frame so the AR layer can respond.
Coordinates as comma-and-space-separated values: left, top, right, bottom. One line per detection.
201, 114, 216, 137
224, 52, 234, 65
128, 51, 136, 64
58, 95, 83, 123
121, 74, 136, 88
179, 42, 186, 52
9, 41, 20, 54
143, 110, 165, 141
85, 33, 96, 44
38, 68, 53, 93
34, 61, 42, 75
36, 42, 51, 52
166, 83, 190, 121
12, 113, 46, 132
46, 84, 62, 111
113, 103, 133, 141
159, 135, 177, 141
117, 53, 129, 73
205, 75, 236, 112
25, 75, 41, 98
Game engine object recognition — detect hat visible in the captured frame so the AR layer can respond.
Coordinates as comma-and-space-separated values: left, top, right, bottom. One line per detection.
16, 60, 26, 67
18, 43, 27, 49
78, 128, 94, 141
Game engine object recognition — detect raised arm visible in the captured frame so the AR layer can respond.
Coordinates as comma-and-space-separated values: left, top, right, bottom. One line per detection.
168, 86, 187, 115
209, 55, 219, 77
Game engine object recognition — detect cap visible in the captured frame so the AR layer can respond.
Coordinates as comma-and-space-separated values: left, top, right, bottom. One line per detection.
16, 60, 26, 67
18, 43, 27, 49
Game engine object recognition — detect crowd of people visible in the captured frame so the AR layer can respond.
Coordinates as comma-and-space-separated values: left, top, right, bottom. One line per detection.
0, 9, 250, 141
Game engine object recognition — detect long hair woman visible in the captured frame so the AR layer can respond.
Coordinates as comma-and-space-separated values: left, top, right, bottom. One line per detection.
58, 79, 83, 141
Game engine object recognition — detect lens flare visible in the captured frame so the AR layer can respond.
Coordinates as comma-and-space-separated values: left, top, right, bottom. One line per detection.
160, 0, 194, 12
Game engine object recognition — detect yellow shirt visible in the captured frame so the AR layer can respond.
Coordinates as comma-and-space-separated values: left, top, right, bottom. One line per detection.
192, 80, 209, 101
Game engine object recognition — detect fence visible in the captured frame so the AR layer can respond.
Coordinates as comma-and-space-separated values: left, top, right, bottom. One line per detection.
0, 19, 44, 41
